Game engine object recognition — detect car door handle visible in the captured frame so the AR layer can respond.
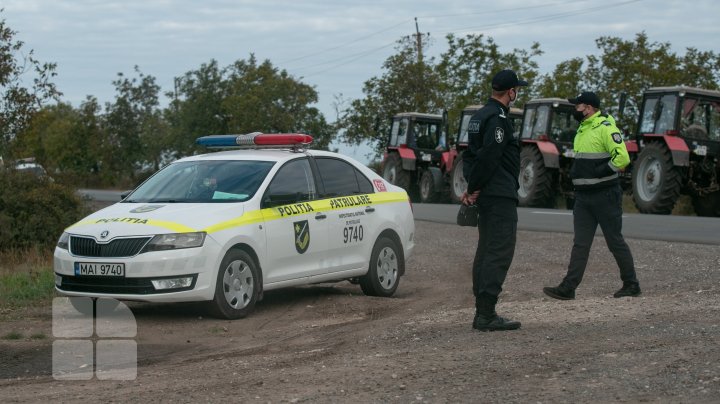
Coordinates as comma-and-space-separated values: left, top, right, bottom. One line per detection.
365, 206, 375, 213
315, 212, 327, 220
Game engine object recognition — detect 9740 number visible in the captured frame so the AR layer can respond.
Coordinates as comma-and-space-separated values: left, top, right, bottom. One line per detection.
343, 225, 363, 243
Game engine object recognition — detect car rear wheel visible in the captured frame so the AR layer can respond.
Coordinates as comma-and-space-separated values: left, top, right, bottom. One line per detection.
632, 142, 683, 214
207, 249, 260, 319
360, 236, 402, 297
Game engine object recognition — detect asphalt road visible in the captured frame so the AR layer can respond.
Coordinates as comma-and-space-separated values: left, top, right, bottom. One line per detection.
413, 203, 720, 245
77, 189, 720, 245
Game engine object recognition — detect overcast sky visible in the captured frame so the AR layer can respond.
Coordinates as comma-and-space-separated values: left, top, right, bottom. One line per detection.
3, 0, 719, 162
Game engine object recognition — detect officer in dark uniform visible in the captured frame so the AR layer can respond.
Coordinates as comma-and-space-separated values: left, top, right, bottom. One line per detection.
461, 69, 527, 331
543, 91, 641, 300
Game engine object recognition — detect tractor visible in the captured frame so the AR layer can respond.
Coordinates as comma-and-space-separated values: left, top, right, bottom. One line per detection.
447, 104, 523, 203
381, 112, 451, 203
516, 98, 580, 208
631, 86, 720, 216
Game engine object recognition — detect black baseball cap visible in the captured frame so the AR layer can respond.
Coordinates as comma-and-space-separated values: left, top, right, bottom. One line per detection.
491, 69, 528, 91
568, 91, 601, 108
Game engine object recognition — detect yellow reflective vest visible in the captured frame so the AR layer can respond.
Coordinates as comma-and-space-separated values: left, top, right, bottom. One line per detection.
570, 111, 630, 191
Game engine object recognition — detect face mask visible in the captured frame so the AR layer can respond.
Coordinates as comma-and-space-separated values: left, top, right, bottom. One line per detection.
573, 109, 585, 122
509, 89, 517, 106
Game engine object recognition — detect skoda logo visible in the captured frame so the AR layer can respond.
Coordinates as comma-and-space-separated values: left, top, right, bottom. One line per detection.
100, 230, 110, 239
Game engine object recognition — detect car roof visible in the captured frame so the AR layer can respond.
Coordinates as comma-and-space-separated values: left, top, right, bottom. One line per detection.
176, 148, 356, 164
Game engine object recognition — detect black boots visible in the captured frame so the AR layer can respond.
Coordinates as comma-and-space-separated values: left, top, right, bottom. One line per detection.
473, 296, 521, 332
614, 282, 641, 298
543, 284, 575, 300
473, 313, 521, 331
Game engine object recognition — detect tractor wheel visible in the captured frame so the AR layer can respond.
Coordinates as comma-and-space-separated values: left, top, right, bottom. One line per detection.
419, 170, 440, 203
382, 153, 413, 193
631, 142, 683, 214
692, 191, 720, 217
449, 159, 466, 204
518, 146, 554, 207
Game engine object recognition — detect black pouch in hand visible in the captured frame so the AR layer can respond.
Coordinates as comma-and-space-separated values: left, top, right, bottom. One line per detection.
456, 204, 479, 227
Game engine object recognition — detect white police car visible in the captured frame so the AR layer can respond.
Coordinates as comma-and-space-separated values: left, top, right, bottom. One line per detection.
54, 133, 415, 319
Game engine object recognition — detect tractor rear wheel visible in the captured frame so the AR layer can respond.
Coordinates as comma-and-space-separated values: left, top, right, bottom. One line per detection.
518, 146, 554, 207
692, 191, 720, 217
450, 159, 466, 204
631, 142, 683, 214
382, 153, 413, 193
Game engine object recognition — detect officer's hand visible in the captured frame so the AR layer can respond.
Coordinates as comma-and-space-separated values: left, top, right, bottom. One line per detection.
461, 191, 470, 206
467, 190, 480, 205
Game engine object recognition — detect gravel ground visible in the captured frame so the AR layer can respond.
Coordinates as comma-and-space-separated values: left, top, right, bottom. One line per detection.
1, 220, 719, 403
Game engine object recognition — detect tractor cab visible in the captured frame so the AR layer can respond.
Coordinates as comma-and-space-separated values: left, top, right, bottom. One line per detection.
632, 86, 720, 216
382, 112, 450, 202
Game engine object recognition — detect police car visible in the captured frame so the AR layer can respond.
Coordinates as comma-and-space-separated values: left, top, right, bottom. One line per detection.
54, 133, 415, 319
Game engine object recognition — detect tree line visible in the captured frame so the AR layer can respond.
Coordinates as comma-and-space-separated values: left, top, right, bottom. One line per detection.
2, 11, 719, 188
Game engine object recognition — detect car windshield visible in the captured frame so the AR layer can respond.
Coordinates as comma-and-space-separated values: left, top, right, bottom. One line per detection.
124, 160, 275, 203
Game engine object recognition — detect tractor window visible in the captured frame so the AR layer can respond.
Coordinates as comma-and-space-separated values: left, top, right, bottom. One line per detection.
389, 119, 408, 146
550, 108, 578, 143
681, 98, 720, 141
640, 95, 678, 134
523, 105, 550, 140
412, 121, 441, 150
458, 113, 473, 144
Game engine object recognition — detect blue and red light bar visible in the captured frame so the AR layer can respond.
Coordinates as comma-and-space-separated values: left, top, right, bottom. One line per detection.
196, 132, 314, 148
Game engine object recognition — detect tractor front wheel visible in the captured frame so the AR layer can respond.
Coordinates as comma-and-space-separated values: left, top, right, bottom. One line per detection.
631, 142, 683, 214
518, 146, 554, 207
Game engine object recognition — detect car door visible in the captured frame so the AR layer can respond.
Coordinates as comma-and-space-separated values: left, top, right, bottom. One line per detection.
314, 157, 376, 273
261, 158, 329, 284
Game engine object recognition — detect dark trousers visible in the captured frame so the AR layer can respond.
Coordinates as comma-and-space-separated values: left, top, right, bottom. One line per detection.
472, 197, 518, 307
563, 185, 638, 289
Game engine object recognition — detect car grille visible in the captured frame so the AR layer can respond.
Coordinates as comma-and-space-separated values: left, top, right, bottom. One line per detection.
70, 236, 152, 258
56, 274, 197, 295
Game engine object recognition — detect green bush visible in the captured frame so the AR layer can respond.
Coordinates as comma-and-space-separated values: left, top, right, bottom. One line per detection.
0, 170, 89, 249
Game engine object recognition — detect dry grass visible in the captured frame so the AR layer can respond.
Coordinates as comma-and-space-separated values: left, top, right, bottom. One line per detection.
0, 247, 53, 276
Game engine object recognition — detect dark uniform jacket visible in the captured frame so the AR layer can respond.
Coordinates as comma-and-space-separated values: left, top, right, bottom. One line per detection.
462, 98, 520, 201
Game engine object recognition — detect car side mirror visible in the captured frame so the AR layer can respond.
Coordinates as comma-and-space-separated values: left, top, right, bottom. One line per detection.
120, 191, 132, 200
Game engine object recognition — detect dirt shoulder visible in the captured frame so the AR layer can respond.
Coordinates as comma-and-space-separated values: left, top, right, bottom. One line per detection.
1, 220, 719, 403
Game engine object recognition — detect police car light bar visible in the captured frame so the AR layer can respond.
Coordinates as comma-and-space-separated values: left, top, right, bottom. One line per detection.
196, 132, 314, 149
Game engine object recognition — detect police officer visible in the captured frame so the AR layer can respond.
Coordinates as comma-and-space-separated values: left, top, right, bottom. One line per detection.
543, 91, 641, 300
462, 69, 527, 331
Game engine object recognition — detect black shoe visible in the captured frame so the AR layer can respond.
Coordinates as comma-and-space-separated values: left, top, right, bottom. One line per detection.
543, 285, 575, 300
614, 283, 641, 298
472, 313, 521, 331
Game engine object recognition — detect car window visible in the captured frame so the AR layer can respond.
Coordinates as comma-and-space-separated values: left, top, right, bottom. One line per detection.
315, 157, 373, 197
125, 160, 274, 203
263, 158, 317, 206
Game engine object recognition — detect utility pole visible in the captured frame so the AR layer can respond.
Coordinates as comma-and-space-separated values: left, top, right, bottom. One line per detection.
414, 17, 423, 65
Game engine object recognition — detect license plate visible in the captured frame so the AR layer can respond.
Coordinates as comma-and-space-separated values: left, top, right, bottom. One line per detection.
74, 262, 125, 277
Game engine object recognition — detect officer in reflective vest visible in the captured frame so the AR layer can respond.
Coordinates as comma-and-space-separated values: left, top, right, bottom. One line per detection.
543, 91, 641, 300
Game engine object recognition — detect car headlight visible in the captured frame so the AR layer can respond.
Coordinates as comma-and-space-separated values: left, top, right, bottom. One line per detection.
57, 232, 69, 250
142, 232, 206, 252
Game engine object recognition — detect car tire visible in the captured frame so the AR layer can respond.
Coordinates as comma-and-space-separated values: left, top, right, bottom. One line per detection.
360, 236, 402, 297
207, 249, 260, 320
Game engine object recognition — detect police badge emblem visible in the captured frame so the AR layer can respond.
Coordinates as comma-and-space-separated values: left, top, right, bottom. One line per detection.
495, 127, 504, 143
612, 133, 623, 144
294, 220, 310, 254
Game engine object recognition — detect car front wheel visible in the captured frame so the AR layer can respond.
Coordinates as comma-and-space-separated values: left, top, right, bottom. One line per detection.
207, 249, 260, 319
360, 236, 402, 297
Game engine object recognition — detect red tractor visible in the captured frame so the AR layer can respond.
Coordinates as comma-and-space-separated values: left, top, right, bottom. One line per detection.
447, 104, 523, 203
381, 112, 451, 203
631, 86, 720, 216
516, 98, 581, 208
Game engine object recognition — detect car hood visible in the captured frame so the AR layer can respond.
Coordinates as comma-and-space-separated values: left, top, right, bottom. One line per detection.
66, 202, 248, 238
